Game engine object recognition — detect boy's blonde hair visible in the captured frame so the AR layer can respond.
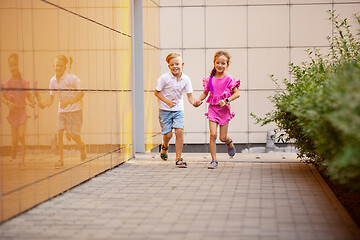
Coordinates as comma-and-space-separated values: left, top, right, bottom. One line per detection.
166, 52, 182, 64
55, 54, 73, 69
55, 54, 68, 65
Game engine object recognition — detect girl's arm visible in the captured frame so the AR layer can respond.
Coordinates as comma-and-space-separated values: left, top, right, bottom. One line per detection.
154, 89, 176, 108
42, 94, 55, 108
35, 92, 45, 108
191, 90, 208, 108
1, 92, 11, 107
26, 91, 36, 108
198, 90, 208, 102
219, 87, 240, 107
228, 87, 240, 101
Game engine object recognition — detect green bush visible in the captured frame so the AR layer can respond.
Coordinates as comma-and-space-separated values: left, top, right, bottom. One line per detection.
252, 11, 360, 188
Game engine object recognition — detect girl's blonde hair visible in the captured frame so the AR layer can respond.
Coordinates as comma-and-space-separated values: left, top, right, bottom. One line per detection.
166, 52, 181, 64
213, 50, 231, 65
8, 53, 18, 63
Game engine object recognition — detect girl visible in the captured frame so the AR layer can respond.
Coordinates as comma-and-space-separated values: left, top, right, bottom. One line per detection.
197, 51, 240, 169
1, 53, 35, 168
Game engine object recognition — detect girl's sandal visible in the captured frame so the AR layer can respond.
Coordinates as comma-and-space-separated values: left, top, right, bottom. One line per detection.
208, 160, 218, 169
226, 139, 236, 157
175, 158, 187, 168
160, 145, 168, 161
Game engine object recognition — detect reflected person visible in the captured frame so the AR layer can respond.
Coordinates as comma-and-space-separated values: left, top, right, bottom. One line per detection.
41, 55, 86, 169
1, 53, 35, 168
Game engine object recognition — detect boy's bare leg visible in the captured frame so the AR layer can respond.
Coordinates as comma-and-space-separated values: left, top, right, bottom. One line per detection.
71, 134, 86, 161
209, 121, 218, 161
174, 128, 183, 160
56, 130, 64, 167
163, 132, 172, 146
162, 132, 172, 149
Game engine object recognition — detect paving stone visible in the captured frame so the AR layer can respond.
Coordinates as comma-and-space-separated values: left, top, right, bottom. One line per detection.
0, 153, 359, 240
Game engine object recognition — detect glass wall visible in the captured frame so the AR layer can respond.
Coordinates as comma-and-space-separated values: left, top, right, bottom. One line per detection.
0, 0, 134, 222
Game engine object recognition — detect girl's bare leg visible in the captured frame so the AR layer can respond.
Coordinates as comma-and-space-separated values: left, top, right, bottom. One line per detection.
219, 122, 231, 144
209, 121, 218, 161
18, 123, 26, 166
11, 127, 19, 160
219, 122, 235, 156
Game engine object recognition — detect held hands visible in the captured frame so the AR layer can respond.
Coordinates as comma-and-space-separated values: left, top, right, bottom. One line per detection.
38, 102, 46, 109
193, 99, 203, 108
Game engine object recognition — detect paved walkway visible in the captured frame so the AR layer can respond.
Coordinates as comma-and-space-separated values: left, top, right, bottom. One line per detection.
0, 153, 359, 240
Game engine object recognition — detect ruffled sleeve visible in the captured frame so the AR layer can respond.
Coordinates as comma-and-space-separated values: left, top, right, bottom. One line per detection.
202, 77, 210, 93
229, 77, 240, 90
218, 76, 241, 100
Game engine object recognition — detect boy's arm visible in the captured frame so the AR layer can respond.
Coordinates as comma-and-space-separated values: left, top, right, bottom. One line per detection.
60, 91, 84, 109
154, 89, 176, 108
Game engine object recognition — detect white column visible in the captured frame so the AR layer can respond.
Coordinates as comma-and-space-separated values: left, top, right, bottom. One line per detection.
131, 0, 145, 155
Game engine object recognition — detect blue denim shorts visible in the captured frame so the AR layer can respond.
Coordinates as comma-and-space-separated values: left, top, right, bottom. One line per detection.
159, 110, 184, 135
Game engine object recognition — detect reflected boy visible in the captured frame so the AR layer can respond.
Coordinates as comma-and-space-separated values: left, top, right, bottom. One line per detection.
42, 55, 86, 168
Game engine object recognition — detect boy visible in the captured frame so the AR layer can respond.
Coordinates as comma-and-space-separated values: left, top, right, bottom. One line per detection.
42, 55, 86, 169
154, 53, 201, 168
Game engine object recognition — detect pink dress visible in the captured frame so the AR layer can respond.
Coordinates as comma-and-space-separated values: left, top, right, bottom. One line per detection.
203, 74, 240, 125
2, 78, 31, 127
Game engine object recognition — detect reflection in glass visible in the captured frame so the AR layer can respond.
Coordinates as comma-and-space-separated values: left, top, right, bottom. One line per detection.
1, 53, 35, 168
41, 55, 86, 169
0, 0, 149, 223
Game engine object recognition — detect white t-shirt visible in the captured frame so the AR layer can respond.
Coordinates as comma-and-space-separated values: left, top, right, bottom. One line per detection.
155, 72, 193, 111
49, 73, 83, 113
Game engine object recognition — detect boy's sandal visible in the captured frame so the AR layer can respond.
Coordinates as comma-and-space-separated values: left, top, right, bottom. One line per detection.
160, 145, 168, 161
11, 149, 16, 160
175, 158, 187, 168
208, 160, 218, 169
226, 139, 236, 157
65, 132, 72, 141
55, 160, 64, 169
